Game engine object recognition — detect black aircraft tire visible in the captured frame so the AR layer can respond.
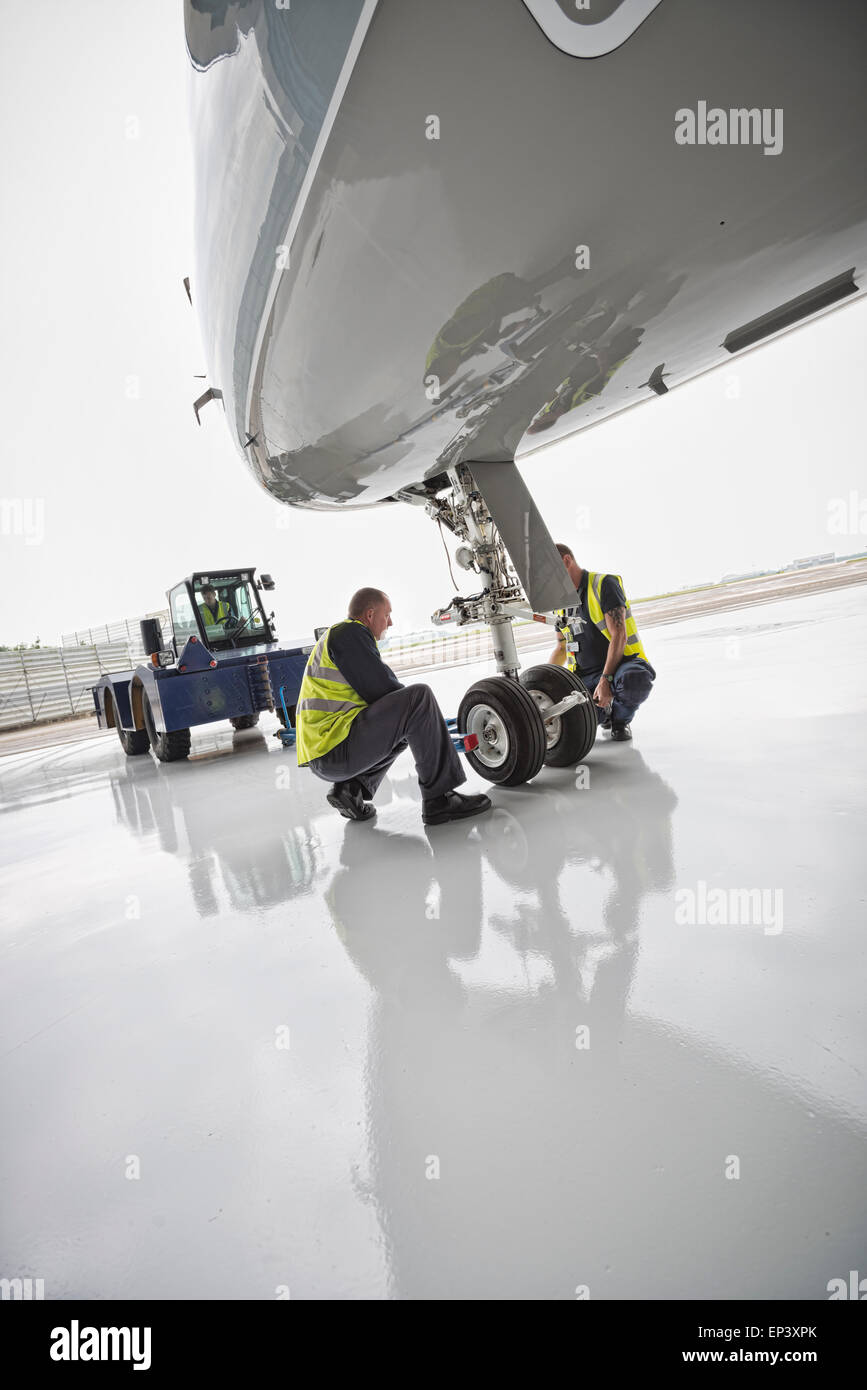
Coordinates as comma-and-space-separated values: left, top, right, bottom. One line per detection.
457, 676, 547, 787
519, 664, 597, 767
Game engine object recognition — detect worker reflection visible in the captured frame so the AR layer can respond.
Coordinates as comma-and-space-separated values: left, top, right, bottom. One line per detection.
296, 587, 491, 826
479, 752, 677, 1028
550, 543, 655, 741
198, 584, 236, 629
326, 831, 470, 1013
327, 748, 677, 1011
324, 754, 678, 1298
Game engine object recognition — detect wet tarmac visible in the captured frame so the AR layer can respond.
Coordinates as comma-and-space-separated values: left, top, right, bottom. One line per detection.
1, 585, 865, 1299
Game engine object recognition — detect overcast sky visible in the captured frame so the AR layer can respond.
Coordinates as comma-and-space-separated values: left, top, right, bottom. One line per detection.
1, 0, 865, 648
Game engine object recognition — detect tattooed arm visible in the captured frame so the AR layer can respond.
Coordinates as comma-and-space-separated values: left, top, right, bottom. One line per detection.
602, 605, 628, 674
592, 605, 628, 708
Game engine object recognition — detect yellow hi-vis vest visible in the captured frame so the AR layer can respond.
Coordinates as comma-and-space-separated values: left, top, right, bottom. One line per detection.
199, 599, 230, 627
557, 572, 648, 673
296, 622, 369, 766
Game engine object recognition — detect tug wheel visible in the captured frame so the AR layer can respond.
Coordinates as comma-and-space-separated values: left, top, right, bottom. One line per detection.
142, 692, 191, 763
107, 694, 150, 756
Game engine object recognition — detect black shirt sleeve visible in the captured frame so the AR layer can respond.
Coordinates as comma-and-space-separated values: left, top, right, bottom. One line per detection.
328, 621, 403, 705
599, 574, 626, 614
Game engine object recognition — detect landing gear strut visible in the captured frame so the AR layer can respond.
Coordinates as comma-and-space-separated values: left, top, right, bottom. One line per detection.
427, 462, 594, 786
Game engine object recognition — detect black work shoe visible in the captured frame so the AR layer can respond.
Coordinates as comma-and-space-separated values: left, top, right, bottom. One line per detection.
327, 781, 376, 821
345, 777, 372, 801
422, 790, 492, 826
609, 722, 633, 742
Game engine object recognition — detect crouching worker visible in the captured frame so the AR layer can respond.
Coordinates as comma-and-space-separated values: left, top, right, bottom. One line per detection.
296, 587, 492, 825
550, 544, 656, 741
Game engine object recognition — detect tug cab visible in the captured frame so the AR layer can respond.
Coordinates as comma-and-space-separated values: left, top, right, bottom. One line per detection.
166, 569, 277, 657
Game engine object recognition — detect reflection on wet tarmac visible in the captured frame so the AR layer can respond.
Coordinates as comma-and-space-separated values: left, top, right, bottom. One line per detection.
321, 760, 863, 1299
1, 589, 865, 1297
108, 732, 320, 917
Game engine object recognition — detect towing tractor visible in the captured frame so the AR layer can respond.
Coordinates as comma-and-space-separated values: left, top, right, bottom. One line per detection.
91, 569, 313, 762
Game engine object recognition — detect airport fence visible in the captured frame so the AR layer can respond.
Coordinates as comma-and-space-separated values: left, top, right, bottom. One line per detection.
0, 643, 139, 730
0, 622, 555, 732
61, 612, 170, 648
387, 620, 551, 673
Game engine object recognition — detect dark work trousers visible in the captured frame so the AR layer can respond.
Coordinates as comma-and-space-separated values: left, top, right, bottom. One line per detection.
309, 684, 467, 801
582, 657, 656, 727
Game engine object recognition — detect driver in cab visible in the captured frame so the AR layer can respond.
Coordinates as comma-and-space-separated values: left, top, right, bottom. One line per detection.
198, 585, 236, 631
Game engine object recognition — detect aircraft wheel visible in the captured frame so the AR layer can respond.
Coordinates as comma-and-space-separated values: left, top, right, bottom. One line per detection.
230, 714, 259, 731
519, 664, 597, 767
457, 676, 546, 787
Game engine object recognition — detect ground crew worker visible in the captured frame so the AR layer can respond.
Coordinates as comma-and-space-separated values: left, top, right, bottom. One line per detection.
198, 585, 235, 628
296, 587, 492, 825
549, 544, 655, 741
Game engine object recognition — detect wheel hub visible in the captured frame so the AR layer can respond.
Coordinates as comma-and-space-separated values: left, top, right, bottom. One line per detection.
466, 703, 509, 769
528, 689, 561, 751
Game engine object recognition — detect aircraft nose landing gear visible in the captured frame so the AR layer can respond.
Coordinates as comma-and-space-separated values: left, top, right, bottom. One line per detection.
427, 462, 595, 788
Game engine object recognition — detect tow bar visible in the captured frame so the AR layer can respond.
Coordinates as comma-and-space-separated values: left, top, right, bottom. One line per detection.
538, 690, 586, 721
446, 718, 479, 753
273, 685, 297, 746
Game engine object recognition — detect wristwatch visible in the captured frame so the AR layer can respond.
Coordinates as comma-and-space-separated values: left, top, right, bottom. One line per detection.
600, 673, 613, 684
